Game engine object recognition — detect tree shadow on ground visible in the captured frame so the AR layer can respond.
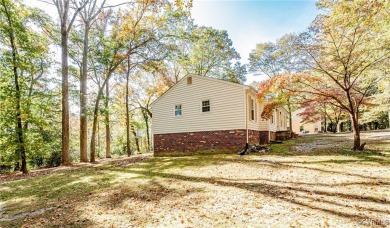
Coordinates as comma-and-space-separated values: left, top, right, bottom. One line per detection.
237, 158, 390, 181
116, 167, 390, 225
0, 162, 203, 227
0, 167, 119, 227
267, 133, 390, 166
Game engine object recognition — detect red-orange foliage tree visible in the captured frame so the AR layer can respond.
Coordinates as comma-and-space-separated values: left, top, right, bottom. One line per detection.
292, 0, 390, 150
298, 97, 346, 133
256, 73, 302, 132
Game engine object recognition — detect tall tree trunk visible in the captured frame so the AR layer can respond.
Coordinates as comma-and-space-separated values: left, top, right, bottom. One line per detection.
60, 7, 71, 166
13, 40, 27, 174
125, 58, 132, 156
105, 80, 111, 158
323, 115, 327, 133
2, 0, 28, 173
287, 101, 293, 136
79, 23, 89, 162
142, 110, 150, 152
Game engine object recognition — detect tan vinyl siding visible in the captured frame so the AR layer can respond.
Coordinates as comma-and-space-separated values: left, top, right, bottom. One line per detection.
292, 108, 321, 134
258, 103, 269, 131
152, 75, 246, 134
276, 107, 289, 131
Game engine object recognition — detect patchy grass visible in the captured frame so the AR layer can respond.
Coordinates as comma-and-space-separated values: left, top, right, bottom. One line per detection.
1, 130, 390, 227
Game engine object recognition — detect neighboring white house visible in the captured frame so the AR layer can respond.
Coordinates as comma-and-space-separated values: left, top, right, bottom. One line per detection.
151, 74, 288, 155
291, 108, 322, 134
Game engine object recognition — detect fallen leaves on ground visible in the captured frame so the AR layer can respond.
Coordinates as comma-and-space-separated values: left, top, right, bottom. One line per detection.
1, 131, 390, 227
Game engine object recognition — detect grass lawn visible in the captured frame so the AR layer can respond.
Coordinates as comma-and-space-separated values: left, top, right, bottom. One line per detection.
1, 130, 390, 227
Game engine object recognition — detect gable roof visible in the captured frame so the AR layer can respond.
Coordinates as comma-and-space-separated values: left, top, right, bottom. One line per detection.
151, 73, 250, 107
150, 73, 286, 114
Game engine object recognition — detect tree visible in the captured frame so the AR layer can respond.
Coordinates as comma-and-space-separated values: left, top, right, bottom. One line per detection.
88, 0, 171, 162
361, 70, 390, 128
180, 26, 246, 83
249, 33, 305, 78
299, 97, 346, 133
249, 42, 281, 77
77, 0, 106, 162
0, 0, 29, 173
0, 0, 58, 173
249, 34, 306, 131
256, 73, 302, 132
52, 0, 87, 165
294, 0, 390, 150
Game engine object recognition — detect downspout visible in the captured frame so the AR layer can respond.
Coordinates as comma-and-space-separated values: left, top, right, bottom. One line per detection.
267, 97, 271, 142
244, 88, 249, 144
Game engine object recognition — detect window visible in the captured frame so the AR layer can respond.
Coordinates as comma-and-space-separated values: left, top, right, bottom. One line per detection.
250, 98, 255, 121
271, 113, 274, 124
202, 100, 210, 112
280, 111, 282, 126
175, 104, 182, 116
187, 76, 192, 85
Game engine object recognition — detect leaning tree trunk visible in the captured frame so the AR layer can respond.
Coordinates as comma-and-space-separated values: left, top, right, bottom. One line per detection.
90, 73, 113, 162
90, 90, 102, 163
131, 122, 140, 152
105, 80, 111, 158
79, 23, 89, 162
97, 118, 100, 157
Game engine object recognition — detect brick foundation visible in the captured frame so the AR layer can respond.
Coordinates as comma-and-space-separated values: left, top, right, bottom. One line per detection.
154, 129, 270, 156
259, 131, 270, 144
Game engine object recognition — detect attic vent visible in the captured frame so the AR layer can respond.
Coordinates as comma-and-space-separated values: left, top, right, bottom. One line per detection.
187, 76, 192, 85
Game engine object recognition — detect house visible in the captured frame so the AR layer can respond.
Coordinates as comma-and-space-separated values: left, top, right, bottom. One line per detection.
291, 108, 322, 134
151, 74, 289, 156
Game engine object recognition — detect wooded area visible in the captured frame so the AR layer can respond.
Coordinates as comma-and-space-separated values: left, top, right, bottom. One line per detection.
0, 0, 389, 174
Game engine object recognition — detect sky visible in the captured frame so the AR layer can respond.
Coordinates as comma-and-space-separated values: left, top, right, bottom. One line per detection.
191, 0, 319, 83
29, 0, 319, 84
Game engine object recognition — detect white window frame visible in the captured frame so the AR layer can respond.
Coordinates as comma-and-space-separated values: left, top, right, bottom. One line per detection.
280, 111, 282, 127
174, 104, 182, 117
201, 99, 211, 113
250, 98, 255, 121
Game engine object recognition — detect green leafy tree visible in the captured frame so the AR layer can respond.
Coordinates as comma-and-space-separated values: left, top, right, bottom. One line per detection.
0, 0, 59, 173
181, 26, 246, 83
